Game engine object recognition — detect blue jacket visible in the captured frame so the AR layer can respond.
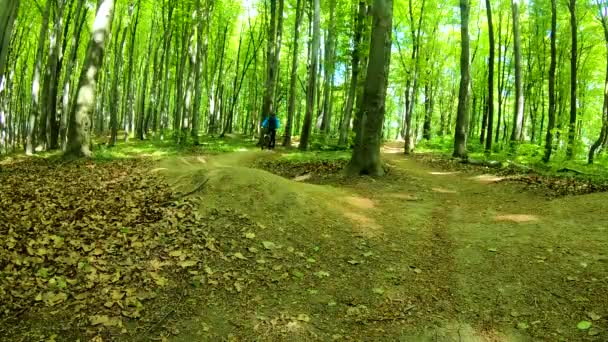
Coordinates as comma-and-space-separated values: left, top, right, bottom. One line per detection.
262, 116, 280, 130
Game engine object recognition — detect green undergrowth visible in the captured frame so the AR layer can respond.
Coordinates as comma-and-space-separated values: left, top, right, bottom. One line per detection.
416, 137, 608, 178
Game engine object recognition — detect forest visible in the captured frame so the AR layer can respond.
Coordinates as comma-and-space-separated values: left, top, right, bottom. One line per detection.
1, 0, 608, 168
1, 0, 608, 341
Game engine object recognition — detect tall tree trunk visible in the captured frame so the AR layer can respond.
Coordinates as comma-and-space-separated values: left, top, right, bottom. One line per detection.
299, 0, 321, 150
566, 0, 577, 159
61, 0, 87, 150
543, 0, 558, 162
485, 0, 495, 153
422, 82, 433, 140
0, 0, 19, 78
347, 0, 393, 176
137, 21, 155, 140
320, 0, 337, 135
122, 0, 141, 141
510, 0, 524, 146
453, 0, 470, 159
339, 1, 366, 147
589, 0, 608, 164
192, 0, 206, 144
260, 0, 280, 138
45, 0, 67, 150
109, 18, 127, 146
404, 0, 426, 154
283, 0, 303, 146
26, 0, 52, 155
65, 0, 116, 157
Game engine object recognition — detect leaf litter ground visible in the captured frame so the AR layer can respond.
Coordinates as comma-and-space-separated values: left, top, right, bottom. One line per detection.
1, 147, 608, 341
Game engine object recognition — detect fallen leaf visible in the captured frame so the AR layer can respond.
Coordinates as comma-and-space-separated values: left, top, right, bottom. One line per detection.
577, 320, 592, 330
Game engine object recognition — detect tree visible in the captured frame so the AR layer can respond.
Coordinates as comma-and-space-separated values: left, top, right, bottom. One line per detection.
299, 0, 321, 150
320, 0, 337, 135
347, 0, 393, 176
589, 0, 608, 164
453, 0, 471, 159
0, 0, 19, 78
510, 0, 524, 147
484, 0, 495, 153
543, 0, 558, 162
566, 0, 578, 159
65, 0, 116, 157
282, 0, 303, 147
339, 1, 366, 147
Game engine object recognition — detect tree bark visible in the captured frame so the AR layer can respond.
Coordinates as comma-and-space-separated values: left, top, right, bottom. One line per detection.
0, 0, 19, 79
484, 0, 495, 153
589, 0, 608, 164
299, 0, 321, 150
65, 0, 116, 157
259, 0, 280, 137
403, 0, 426, 154
192, 0, 206, 144
320, 0, 337, 135
566, 0, 577, 159
543, 0, 558, 162
26, 0, 52, 155
453, 0, 471, 158
510, 0, 524, 146
339, 1, 366, 147
45, 0, 68, 150
109, 17, 127, 146
347, 0, 393, 176
283, 0, 303, 146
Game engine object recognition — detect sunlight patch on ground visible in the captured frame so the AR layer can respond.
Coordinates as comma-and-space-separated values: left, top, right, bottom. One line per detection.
429, 171, 460, 176
472, 174, 505, 184
342, 211, 381, 237
293, 174, 312, 182
495, 214, 540, 223
382, 146, 403, 154
386, 193, 421, 201
432, 187, 458, 194
343, 196, 375, 209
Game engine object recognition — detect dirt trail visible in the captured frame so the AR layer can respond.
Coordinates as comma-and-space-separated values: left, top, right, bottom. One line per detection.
165, 151, 607, 341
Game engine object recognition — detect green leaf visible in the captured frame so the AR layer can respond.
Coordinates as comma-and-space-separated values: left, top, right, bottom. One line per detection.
577, 320, 592, 330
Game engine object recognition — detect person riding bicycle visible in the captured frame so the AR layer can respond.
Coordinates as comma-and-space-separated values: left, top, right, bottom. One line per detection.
262, 112, 280, 149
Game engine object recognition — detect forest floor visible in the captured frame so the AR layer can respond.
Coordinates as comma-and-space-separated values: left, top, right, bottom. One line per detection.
1, 138, 607, 341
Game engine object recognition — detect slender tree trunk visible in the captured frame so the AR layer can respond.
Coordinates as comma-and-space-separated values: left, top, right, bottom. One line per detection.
543, 0, 558, 162
0, 0, 19, 79
423, 82, 433, 140
109, 19, 127, 146
65, 0, 116, 157
299, 0, 321, 150
283, 0, 303, 146
320, 0, 337, 135
347, 0, 393, 176
404, 0, 426, 154
453, 0, 470, 159
510, 0, 524, 146
259, 0, 280, 139
61, 0, 87, 150
122, 0, 141, 141
137, 21, 155, 140
485, 0, 495, 152
25, 0, 52, 155
566, 0, 578, 159
192, 0, 206, 144
589, 1, 608, 164
44, 0, 68, 150
339, 1, 366, 147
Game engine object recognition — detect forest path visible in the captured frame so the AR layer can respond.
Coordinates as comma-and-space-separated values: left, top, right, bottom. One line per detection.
164, 150, 607, 341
